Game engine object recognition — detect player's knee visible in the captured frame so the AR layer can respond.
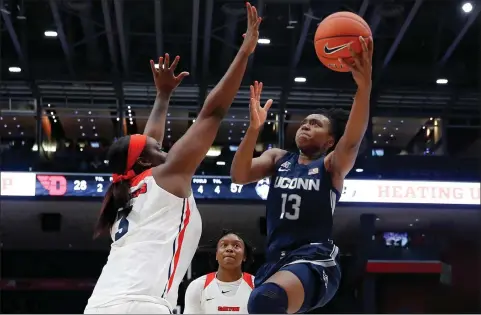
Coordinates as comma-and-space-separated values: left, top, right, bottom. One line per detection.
247, 282, 288, 314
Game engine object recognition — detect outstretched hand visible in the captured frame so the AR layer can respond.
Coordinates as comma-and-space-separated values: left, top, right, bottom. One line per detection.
340, 36, 373, 91
249, 81, 273, 130
150, 53, 189, 95
240, 2, 262, 55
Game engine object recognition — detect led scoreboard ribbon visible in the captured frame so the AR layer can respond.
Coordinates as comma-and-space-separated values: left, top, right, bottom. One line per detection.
29, 173, 267, 200
0, 172, 479, 205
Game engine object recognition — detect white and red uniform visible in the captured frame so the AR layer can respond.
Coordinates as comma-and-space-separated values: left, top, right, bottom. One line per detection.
183, 272, 254, 314
85, 169, 202, 314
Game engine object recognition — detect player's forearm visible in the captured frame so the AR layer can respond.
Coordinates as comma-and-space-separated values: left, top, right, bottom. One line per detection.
183, 282, 203, 314
199, 49, 250, 120
143, 91, 171, 142
231, 127, 260, 183
342, 86, 371, 146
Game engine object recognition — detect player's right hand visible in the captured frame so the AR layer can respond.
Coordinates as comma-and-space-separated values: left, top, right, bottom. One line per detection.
150, 53, 189, 95
340, 36, 373, 91
249, 81, 273, 130
240, 2, 262, 55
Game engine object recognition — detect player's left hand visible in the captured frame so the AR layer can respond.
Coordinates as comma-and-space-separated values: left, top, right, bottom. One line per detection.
340, 36, 373, 91
150, 53, 190, 95
249, 81, 273, 130
240, 2, 262, 55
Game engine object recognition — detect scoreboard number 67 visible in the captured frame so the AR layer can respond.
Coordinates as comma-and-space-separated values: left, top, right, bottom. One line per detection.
230, 183, 243, 193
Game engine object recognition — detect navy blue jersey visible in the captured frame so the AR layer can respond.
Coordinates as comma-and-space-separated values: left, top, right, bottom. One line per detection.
265, 152, 340, 259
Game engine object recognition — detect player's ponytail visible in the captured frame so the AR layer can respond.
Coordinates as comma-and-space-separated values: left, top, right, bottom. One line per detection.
94, 135, 147, 238
95, 183, 115, 238
94, 181, 131, 238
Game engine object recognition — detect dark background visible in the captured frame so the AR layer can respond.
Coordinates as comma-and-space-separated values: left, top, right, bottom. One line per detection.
1, 0, 480, 313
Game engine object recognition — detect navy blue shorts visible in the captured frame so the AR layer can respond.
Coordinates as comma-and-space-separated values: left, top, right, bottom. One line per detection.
254, 242, 341, 313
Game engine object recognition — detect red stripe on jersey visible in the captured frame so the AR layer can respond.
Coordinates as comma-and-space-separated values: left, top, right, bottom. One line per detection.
167, 200, 191, 292
243, 273, 254, 289
204, 272, 216, 289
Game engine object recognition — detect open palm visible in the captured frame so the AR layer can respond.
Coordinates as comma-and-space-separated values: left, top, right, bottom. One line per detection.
241, 2, 262, 55
249, 81, 273, 130
150, 53, 189, 95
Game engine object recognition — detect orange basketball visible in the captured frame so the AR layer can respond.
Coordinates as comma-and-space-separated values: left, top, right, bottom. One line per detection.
314, 12, 372, 72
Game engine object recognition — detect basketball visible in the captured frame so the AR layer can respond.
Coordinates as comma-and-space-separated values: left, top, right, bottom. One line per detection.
314, 12, 372, 72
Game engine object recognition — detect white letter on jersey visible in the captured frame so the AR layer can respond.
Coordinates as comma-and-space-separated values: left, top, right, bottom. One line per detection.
280, 193, 301, 220
330, 190, 337, 214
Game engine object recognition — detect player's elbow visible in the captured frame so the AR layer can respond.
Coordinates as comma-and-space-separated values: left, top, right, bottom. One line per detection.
230, 172, 248, 185
230, 168, 250, 185
232, 177, 250, 185
198, 100, 229, 121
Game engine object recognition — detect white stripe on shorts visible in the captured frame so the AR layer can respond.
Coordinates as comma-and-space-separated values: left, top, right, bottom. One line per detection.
283, 245, 339, 268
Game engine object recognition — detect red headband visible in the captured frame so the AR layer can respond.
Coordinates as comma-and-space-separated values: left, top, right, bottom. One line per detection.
112, 134, 148, 183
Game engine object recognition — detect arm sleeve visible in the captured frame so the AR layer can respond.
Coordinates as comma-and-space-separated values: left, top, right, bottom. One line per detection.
183, 276, 205, 314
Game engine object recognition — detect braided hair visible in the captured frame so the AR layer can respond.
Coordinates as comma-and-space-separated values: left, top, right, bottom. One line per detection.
316, 108, 350, 153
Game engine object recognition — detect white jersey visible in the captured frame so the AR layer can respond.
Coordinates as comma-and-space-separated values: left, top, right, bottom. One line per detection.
85, 169, 202, 311
183, 273, 254, 314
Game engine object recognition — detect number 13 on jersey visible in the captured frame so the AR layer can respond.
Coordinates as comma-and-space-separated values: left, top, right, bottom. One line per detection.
280, 193, 301, 220
280, 190, 338, 221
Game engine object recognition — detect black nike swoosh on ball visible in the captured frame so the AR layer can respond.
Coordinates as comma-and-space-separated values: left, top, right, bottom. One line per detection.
222, 290, 231, 293
323, 43, 349, 55
206, 298, 214, 301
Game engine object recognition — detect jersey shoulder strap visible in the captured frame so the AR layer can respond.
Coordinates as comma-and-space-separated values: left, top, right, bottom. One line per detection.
242, 273, 254, 289
274, 151, 296, 169
130, 168, 153, 188
204, 272, 216, 289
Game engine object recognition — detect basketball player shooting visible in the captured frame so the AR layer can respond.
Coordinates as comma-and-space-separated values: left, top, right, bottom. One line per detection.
84, 3, 262, 314
230, 36, 373, 314
183, 231, 255, 314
